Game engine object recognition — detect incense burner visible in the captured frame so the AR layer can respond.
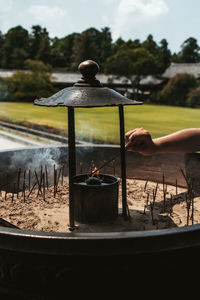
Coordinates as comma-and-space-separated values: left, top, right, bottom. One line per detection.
0, 60, 200, 299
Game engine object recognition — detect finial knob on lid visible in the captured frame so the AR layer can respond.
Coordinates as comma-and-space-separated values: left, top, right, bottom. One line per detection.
74, 60, 102, 87
79, 60, 99, 78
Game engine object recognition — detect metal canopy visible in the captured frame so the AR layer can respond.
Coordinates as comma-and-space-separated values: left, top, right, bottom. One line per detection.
34, 60, 142, 108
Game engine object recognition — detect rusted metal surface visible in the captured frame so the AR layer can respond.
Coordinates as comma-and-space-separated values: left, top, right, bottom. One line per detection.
34, 85, 142, 107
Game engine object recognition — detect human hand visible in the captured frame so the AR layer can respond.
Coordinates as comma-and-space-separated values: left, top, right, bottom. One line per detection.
125, 128, 158, 156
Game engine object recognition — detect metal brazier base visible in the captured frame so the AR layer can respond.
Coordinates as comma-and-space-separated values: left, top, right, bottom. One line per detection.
73, 174, 119, 223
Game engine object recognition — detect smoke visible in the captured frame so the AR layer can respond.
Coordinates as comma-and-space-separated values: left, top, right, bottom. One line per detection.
0, 146, 67, 190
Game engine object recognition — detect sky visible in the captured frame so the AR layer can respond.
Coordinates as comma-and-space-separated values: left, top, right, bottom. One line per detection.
0, 0, 200, 53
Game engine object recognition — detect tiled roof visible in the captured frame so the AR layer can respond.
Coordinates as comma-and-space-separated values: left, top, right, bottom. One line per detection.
163, 63, 200, 78
0, 69, 132, 86
51, 71, 132, 85
0, 69, 163, 86
1, 64, 200, 84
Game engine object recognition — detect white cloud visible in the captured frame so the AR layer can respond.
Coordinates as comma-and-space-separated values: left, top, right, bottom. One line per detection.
29, 5, 67, 22
0, 0, 13, 13
28, 5, 71, 37
111, 0, 169, 40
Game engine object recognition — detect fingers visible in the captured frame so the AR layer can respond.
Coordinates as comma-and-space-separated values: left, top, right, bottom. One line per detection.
125, 128, 148, 145
125, 128, 142, 143
125, 128, 153, 154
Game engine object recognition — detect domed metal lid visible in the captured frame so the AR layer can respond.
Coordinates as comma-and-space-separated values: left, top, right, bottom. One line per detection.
34, 60, 142, 108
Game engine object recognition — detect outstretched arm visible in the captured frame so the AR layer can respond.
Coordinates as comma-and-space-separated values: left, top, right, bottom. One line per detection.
125, 128, 200, 156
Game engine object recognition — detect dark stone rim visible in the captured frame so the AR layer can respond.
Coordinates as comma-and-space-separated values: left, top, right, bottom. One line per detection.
1, 224, 200, 256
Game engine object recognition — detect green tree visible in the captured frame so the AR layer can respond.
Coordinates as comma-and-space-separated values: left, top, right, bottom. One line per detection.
72, 27, 113, 70
157, 73, 198, 106
158, 39, 171, 73
105, 47, 158, 77
105, 47, 159, 98
98, 27, 112, 70
1, 26, 29, 68
142, 34, 159, 57
142, 35, 171, 73
176, 37, 200, 63
0, 31, 5, 67
113, 38, 141, 54
72, 28, 100, 68
51, 33, 79, 69
29, 25, 51, 64
112, 37, 126, 55
1, 60, 57, 101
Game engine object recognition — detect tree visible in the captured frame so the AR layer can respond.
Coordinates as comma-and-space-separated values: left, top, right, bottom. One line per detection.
72, 28, 100, 69
105, 47, 158, 76
105, 47, 159, 99
158, 39, 171, 73
142, 34, 159, 57
142, 35, 171, 73
1, 60, 57, 101
72, 27, 113, 70
0, 31, 5, 67
157, 73, 198, 106
98, 27, 112, 69
29, 25, 51, 64
1, 26, 29, 69
176, 37, 200, 63
51, 33, 79, 69
112, 37, 126, 55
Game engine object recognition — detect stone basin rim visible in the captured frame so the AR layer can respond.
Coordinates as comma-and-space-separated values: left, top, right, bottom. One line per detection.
1, 225, 200, 256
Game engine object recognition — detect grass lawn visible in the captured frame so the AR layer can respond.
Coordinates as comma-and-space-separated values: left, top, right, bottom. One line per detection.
1, 101, 200, 144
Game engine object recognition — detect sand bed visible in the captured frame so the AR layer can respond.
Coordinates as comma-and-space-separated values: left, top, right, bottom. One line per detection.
0, 177, 198, 233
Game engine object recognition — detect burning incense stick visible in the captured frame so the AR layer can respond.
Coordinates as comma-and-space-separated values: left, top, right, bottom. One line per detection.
152, 189, 156, 206
27, 181, 37, 199
90, 153, 119, 176
180, 168, 189, 187
146, 192, 149, 206
29, 169, 31, 191
45, 165, 49, 189
163, 190, 166, 211
162, 173, 165, 193
35, 170, 42, 196
43, 173, 45, 201
144, 177, 149, 192
54, 167, 56, 197
61, 165, 64, 185
17, 168, 21, 198
90, 141, 133, 176
170, 194, 173, 215
150, 202, 155, 225
57, 167, 62, 189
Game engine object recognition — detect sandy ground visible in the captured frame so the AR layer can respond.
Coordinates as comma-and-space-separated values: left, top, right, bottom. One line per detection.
0, 175, 198, 233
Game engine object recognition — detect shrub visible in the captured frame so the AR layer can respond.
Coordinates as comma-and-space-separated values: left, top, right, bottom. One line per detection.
157, 73, 199, 106
1, 60, 57, 102
187, 86, 200, 107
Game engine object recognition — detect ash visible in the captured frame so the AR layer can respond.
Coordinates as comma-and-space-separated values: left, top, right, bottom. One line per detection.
0, 177, 199, 233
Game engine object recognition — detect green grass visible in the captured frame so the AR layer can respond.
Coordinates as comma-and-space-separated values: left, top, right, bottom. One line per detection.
1, 101, 200, 144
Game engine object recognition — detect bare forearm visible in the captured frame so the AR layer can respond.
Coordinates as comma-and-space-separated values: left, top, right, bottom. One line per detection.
153, 128, 200, 154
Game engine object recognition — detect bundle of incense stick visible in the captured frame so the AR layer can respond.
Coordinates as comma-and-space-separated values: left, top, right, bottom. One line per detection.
90, 140, 133, 176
